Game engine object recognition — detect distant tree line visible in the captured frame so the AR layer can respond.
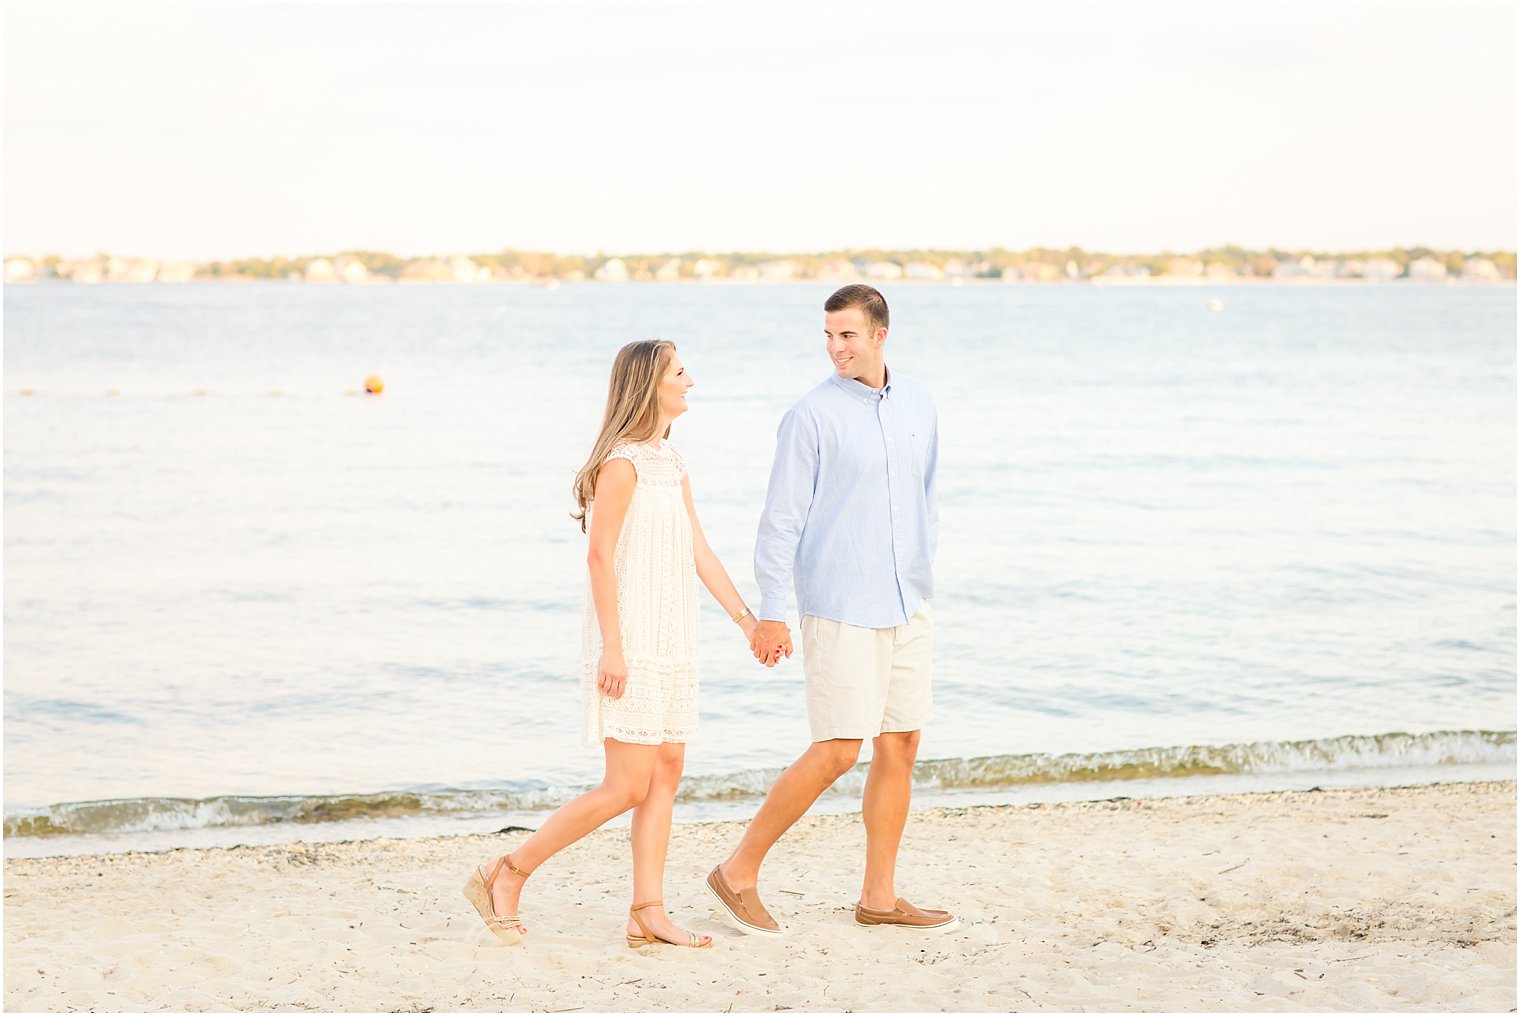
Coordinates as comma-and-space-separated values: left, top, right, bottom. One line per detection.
14, 245, 1516, 282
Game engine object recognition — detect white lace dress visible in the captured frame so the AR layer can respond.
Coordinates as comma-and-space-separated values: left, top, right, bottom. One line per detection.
581, 439, 700, 746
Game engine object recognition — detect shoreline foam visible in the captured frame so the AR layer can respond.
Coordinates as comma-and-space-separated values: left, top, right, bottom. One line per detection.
8, 728, 1512, 853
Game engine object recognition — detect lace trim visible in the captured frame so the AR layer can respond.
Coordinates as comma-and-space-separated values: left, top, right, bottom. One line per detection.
591, 725, 699, 747
581, 661, 699, 747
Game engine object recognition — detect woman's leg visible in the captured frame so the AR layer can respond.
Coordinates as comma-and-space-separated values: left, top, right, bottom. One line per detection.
625, 741, 710, 945
485, 739, 659, 931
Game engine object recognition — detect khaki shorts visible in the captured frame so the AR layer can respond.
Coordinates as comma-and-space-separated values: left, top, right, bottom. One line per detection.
800, 600, 933, 742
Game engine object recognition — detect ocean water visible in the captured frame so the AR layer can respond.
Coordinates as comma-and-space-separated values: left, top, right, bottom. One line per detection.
3, 281, 1515, 857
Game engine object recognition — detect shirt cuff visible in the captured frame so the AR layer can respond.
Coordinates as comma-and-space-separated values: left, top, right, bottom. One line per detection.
757, 596, 789, 624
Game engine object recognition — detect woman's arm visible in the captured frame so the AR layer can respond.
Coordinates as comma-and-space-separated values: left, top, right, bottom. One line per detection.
587, 458, 636, 697
682, 475, 765, 650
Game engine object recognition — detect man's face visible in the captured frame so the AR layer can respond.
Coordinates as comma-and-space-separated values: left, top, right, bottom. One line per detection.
824, 306, 886, 381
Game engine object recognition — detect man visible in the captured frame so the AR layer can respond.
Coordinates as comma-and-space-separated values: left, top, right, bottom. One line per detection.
705, 284, 957, 935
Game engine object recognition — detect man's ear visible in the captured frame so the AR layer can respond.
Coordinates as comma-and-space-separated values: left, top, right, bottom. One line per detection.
876, 327, 887, 346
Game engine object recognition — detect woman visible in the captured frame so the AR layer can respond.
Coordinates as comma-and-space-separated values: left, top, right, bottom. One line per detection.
464, 339, 772, 949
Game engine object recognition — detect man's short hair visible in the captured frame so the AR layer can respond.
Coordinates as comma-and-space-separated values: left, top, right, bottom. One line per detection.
824, 284, 889, 335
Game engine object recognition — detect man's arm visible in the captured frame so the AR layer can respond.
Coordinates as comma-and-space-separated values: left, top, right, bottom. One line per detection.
753, 407, 819, 655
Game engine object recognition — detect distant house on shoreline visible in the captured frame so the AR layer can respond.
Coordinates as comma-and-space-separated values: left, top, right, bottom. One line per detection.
594, 257, 629, 282
758, 260, 797, 281
1407, 256, 1447, 281
816, 259, 859, 281
156, 261, 197, 283
335, 256, 371, 284
1462, 257, 1501, 280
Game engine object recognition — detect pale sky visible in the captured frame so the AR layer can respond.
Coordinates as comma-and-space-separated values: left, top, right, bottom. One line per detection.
4, 2, 1515, 260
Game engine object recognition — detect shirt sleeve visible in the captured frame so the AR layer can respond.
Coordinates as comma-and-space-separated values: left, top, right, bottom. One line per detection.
755, 406, 819, 623
924, 402, 940, 562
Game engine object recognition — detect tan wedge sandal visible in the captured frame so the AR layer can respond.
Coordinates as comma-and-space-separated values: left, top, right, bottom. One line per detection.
626, 899, 713, 949
462, 853, 531, 945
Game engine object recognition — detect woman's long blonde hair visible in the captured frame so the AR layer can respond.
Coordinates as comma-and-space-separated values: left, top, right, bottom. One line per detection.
572, 339, 676, 532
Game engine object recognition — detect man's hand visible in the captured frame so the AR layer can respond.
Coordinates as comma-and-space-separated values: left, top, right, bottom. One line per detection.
749, 620, 793, 668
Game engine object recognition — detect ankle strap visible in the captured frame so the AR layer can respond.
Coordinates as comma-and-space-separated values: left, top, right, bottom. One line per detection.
483, 853, 533, 889
630, 900, 663, 912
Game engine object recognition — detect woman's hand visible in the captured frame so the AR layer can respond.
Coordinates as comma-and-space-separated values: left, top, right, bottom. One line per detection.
739, 614, 762, 659
749, 619, 793, 668
598, 648, 628, 699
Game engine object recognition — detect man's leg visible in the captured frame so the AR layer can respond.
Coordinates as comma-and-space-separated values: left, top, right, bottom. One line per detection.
860, 728, 920, 909
711, 614, 881, 934
852, 604, 956, 930
719, 736, 862, 890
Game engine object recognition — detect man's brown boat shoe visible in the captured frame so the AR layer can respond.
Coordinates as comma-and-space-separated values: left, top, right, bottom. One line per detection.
705, 865, 783, 937
854, 897, 961, 932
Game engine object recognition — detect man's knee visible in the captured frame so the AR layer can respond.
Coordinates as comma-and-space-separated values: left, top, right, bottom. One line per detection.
874, 728, 921, 763
815, 738, 863, 779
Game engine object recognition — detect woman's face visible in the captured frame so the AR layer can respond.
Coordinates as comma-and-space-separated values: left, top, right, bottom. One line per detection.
657, 352, 694, 421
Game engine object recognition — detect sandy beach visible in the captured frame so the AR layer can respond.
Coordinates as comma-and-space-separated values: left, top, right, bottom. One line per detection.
4, 781, 1514, 1013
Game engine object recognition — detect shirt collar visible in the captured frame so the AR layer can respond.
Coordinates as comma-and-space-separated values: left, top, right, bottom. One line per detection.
828, 366, 892, 403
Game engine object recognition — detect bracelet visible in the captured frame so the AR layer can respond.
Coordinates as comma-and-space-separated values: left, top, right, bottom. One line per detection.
730, 607, 752, 624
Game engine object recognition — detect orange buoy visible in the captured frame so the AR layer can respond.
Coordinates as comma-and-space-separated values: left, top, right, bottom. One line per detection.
364, 375, 384, 394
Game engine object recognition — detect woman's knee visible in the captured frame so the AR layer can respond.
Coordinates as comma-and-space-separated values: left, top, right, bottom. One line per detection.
602, 741, 661, 808
604, 778, 650, 810
649, 745, 686, 794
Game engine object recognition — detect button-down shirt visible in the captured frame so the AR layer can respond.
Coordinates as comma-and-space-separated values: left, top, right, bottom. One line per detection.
755, 369, 939, 629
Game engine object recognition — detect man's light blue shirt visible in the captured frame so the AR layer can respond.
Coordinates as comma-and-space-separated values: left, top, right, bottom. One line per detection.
755, 369, 939, 629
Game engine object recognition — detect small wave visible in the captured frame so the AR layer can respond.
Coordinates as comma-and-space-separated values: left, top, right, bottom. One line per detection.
905, 729, 1516, 788
6, 729, 1512, 839
2, 786, 572, 839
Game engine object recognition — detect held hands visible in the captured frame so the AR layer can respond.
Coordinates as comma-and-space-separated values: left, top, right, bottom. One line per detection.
748, 619, 793, 668
598, 647, 628, 699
